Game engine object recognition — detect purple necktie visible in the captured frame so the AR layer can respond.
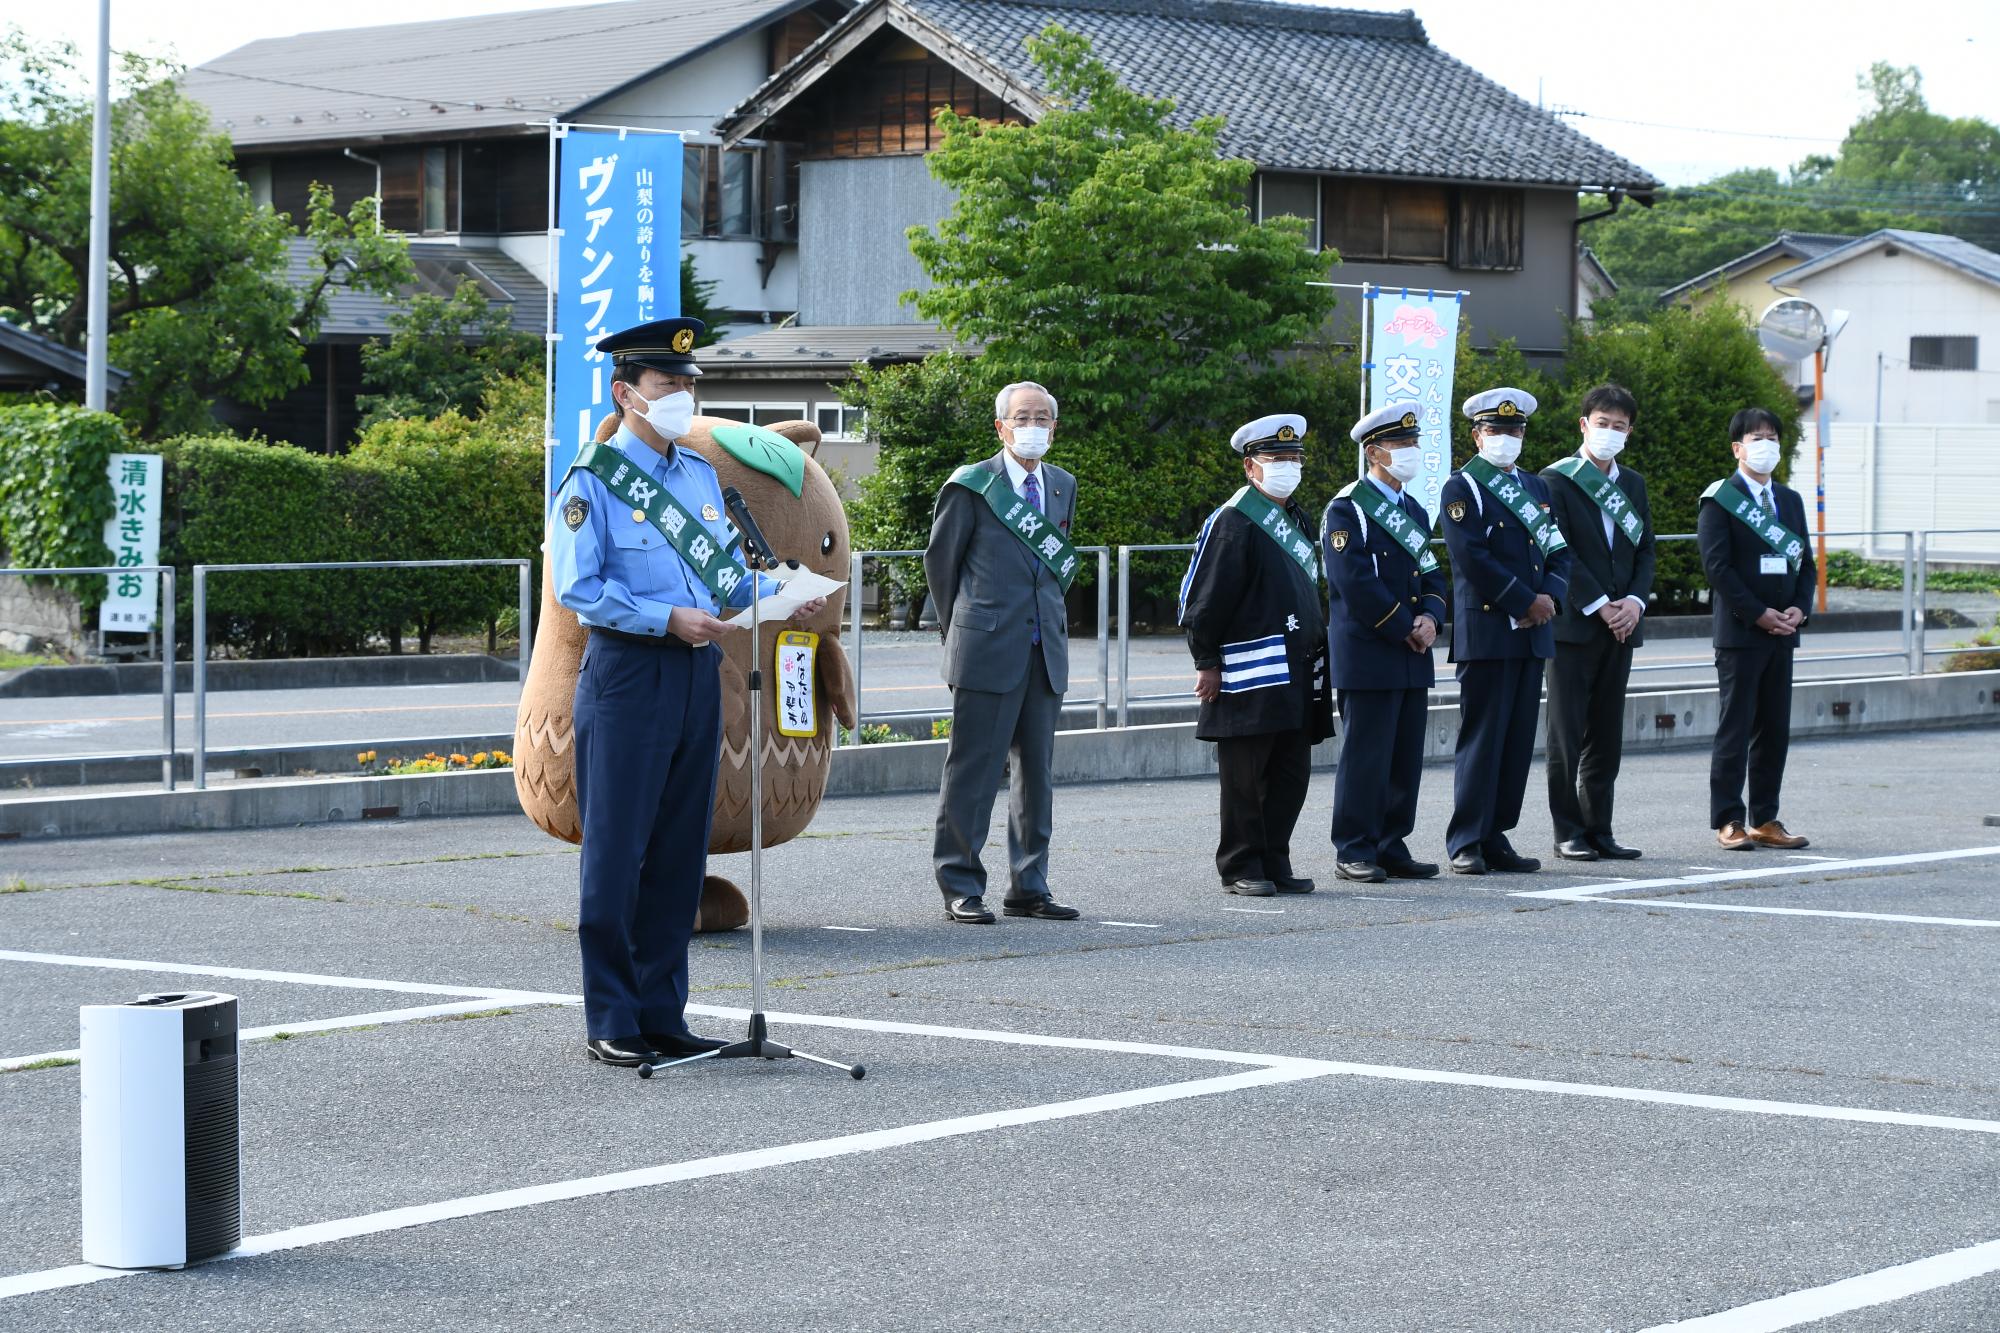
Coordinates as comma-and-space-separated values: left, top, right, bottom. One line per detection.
1022, 471, 1043, 644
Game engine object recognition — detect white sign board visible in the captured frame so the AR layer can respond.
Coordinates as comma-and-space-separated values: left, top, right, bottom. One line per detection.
100, 452, 163, 633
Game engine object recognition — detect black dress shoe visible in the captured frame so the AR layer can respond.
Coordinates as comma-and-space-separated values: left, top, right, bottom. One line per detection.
945, 895, 996, 923
1270, 874, 1316, 894
585, 1036, 663, 1067
1335, 861, 1386, 883
1449, 849, 1487, 875
1555, 837, 1601, 861
1003, 896, 1081, 920
1224, 878, 1277, 897
1379, 857, 1439, 880
1484, 845, 1542, 873
643, 1031, 730, 1057
1590, 834, 1642, 860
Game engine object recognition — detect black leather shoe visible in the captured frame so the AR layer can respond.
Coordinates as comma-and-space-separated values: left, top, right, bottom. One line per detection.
1555, 837, 1600, 861
945, 895, 996, 923
1380, 857, 1439, 880
585, 1036, 663, 1067
1449, 849, 1487, 875
643, 1031, 729, 1057
1224, 878, 1277, 897
1003, 897, 1081, 920
1484, 843, 1542, 873
1270, 874, 1316, 895
1335, 861, 1386, 883
1590, 835, 1642, 860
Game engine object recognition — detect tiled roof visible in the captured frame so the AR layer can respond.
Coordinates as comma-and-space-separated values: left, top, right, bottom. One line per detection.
186, 0, 820, 148
1658, 231, 1857, 302
703, 323, 970, 371
727, 0, 1658, 190
1770, 228, 2000, 291
291, 240, 548, 340
0, 320, 128, 386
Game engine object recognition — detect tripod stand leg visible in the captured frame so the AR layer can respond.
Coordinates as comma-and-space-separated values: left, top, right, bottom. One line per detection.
789, 1048, 867, 1080
636, 1048, 726, 1079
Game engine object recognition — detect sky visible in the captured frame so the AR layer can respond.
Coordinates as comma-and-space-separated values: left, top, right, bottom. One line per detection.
4, 0, 1994, 186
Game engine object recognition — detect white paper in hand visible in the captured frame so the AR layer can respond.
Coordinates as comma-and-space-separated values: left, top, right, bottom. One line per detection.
725, 563, 846, 625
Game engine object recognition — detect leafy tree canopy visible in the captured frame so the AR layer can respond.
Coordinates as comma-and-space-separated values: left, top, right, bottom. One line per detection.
355, 280, 540, 430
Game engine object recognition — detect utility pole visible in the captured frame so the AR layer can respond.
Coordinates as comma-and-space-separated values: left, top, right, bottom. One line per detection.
84, 0, 112, 411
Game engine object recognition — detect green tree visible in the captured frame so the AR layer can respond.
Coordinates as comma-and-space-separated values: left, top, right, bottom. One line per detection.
0, 30, 411, 437
680, 255, 723, 346
354, 279, 540, 430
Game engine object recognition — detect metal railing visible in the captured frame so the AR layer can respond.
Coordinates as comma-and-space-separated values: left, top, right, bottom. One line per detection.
0, 565, 176, 788
1914, 528, 2000, 671
191, 559, 532, 789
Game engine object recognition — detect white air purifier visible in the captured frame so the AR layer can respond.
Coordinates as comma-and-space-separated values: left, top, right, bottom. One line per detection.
80, 992, 242, 1268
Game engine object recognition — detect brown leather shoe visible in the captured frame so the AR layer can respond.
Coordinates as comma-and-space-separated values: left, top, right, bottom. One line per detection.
1749, 821, 1809, 850
1716, 821, 1754, 851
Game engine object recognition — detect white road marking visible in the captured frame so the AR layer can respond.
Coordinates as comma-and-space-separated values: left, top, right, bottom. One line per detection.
1220, 906, 1284, 915
1096, 920, 1162, 929
1787, 853, 1839, 861
0, 949, 575, 1004
1352, 896, 1412, 903
1684, 865, 1722, 871
1615, 899, 2000, 928
1634, 1236, 2000, 1332
1511, 845, 2000, 904
821, 926, 876, 932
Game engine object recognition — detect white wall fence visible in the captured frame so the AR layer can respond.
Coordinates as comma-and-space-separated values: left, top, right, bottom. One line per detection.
1800, 423, 2000, 561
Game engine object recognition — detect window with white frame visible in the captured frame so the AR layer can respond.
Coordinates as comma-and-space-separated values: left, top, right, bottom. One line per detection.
1910, 335, 1978, 371
751, 403, 807, 427
814, 402, 867, 440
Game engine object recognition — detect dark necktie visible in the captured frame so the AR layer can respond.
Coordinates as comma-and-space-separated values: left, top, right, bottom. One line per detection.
1022, 471, 1043, 645
1758, 485, 1775, 516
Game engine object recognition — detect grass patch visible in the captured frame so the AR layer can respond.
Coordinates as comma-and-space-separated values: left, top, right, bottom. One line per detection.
3, 1056, 80, 1073
0, 649, 63, 671
2, 876, 35, 894
1825, 549, 2000, 593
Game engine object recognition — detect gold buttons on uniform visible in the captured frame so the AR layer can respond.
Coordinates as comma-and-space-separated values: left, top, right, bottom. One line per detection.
632, 509, 646, 522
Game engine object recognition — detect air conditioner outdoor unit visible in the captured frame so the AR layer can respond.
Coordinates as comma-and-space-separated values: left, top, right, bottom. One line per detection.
80, 992, 242, 1269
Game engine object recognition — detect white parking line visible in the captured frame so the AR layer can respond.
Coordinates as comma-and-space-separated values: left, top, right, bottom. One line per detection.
1097, 920, 1162, 929
821, 926, 876, 932
1220, 906, 1284, 915
1636, 1235, 2000, 1332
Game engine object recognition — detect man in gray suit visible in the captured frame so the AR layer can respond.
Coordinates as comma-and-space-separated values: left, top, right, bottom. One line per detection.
926, 381, 1082, 924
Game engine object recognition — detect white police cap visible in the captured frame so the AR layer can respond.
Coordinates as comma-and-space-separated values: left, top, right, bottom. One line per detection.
1230, 413, 1307, 455
1350, 400, 1423, 447
1461, 387, 1537, 423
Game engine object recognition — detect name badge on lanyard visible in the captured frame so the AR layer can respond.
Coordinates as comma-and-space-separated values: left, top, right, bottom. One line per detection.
776, 630, 819, 737
1759, 554, 1789, 575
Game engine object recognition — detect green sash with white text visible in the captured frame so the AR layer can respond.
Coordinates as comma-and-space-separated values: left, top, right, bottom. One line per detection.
1228, 485, 1321, 581
1462, 455, 1569, 557
1336, 479, 1439, 572
1547, 456, 1646, 548
946, 464, 1080, 591
1700, 477, 1806, 572
571, 444, 745, 602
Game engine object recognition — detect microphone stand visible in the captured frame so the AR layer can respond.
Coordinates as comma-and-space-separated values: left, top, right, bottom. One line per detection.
640, 497, 863, 1083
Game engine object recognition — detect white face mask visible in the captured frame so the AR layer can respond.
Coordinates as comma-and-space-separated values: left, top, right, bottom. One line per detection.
626, 387, 695, 441
1382, 445, 1422, 483
1478, 432, 1523, 469
1009, 426, 1051, 460
1739, 437, 1782, 475
1585, 426, 1628, 461
1256, 459, 1302, 500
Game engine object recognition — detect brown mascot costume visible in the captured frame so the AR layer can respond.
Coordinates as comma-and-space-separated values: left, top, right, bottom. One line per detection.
513, 414, 856, 930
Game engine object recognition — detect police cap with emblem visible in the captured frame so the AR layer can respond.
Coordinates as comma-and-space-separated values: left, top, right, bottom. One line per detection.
597, 316, 707, 378
1230, 413, 1308, 456
1350, 400, 1423, 448
1461, 387, 1537, 426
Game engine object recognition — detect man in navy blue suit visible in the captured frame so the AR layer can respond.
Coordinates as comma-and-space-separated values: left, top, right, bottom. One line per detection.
1698, 406, 1817, 851
1322, 402, 1450, 883
1439, 388, 1571, 875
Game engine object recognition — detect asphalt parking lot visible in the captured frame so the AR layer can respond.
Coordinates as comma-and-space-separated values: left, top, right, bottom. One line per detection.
2, 728, 1995, 1331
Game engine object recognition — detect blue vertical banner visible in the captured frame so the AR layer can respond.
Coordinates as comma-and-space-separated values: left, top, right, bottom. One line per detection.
1365, 289, 1463, 520
550, 126, 682, 496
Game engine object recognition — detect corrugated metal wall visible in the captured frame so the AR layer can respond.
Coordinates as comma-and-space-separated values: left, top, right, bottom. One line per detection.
797, 158, 954, 326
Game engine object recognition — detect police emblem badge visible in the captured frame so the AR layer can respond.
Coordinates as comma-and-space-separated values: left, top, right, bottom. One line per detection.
701, 503, 720, 521
1329, 530, 1349, 552
671, 327, 695, 354
1447, 500, 1467, 522
563, 497, 589, 532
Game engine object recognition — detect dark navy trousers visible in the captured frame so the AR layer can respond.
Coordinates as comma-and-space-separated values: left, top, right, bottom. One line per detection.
1332, 687, 1428, 865
573, 633, 721, 1041
1447, 658, 1544, 857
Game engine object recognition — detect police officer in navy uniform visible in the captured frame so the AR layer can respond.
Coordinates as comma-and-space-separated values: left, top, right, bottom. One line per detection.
1179, 413, 1332, 897
550, 316, 824, 1068
1323, 402, 1449, 882
1439, 388, 1571, 875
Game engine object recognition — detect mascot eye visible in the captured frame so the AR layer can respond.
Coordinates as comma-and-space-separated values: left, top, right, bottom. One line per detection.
820, 531, 835, 556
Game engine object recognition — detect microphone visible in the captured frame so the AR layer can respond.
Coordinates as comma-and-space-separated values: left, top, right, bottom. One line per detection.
721, 486, 777, 571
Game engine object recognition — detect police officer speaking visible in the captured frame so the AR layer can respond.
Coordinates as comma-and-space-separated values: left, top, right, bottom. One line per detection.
1440, 388, 1571, 875
1322, 402, 1449, 883
549, 316, 825, 1068
1179, 413, 1332, 897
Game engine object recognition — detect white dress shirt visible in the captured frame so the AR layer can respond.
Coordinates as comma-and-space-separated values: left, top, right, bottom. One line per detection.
1002, 450, 1042, 504
1575, 448, 1645, 621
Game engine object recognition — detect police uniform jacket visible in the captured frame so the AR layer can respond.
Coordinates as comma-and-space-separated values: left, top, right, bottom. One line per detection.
1697, 472, 1816, 650
1539, 457, 1655, 648
1179, 498, 1330, 741
1322, 478, 1447, 691
1439, 468, 1572, 662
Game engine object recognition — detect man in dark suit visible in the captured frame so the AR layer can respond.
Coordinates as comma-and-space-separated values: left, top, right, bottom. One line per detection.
926, 381, 1082, 923
1540, 384, 1655, 861
1323, 402, 1450, 883
1439, 388, 1571, 875
1699, 406, 1817, 851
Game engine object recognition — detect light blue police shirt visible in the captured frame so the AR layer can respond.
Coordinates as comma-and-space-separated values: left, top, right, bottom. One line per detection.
550, 426, 775, 636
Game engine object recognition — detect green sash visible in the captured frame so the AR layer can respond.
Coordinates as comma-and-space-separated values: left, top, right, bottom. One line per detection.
1547, 457, 1646, 548
1462, 456, 1569, 557
1228, 485, 1321, 581
571, 443, 746, 602
946, 464, 1080, 591
1336, 479, 1439, 573
1700, 476, 1806, 572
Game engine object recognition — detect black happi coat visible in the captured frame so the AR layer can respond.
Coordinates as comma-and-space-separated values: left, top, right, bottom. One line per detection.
1179, 498, 1333, 742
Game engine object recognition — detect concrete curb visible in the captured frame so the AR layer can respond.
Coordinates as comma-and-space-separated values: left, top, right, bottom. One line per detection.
1, 734, 516, 790
0, 653, 521, 699
4, 671, 1994, 841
